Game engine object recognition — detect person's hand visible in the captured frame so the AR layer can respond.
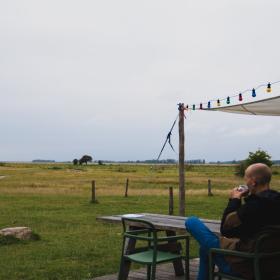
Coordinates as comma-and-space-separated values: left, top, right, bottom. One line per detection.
229, 188, 248, 199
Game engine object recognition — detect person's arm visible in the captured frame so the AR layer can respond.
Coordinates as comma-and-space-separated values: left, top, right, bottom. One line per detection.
220, 199, 242, 236
220, 188, 247, 237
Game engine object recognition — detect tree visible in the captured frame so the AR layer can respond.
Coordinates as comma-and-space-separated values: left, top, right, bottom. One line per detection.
79, 155, 93, 165
73, 159, 78, 165
235, 149, 272, 177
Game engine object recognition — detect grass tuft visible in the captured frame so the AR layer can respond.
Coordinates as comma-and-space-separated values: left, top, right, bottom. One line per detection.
0, 235, 21, 245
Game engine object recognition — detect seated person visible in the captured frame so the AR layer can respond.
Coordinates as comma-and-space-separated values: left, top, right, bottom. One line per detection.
185, 163, 280, 280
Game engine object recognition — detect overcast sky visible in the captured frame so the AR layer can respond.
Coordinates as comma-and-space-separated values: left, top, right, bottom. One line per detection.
1, 0, 280, 162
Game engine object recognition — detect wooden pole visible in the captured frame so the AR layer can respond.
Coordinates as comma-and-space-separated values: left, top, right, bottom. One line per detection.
91, 180, 98, 203
169, 187, 174, 215
178, 103, 185, 216
125, 178, 129, 197
208, 179, 213, 196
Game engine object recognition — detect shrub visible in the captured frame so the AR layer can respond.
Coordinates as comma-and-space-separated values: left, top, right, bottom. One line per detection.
0, 235, 21, 245
48, 166, 63, 170
185, 165, 194, 171
235, 149, 272, 177
235, 161, 248, 177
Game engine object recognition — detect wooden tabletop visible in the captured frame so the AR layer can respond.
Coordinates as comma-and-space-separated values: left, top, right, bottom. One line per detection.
97, 213, 221, 234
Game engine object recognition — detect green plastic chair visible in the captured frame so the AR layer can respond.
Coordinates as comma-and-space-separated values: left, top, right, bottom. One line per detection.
209, 225, 280, 280
118, 217, 190, 280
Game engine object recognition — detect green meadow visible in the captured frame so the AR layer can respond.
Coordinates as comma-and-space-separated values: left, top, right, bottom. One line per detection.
0, 163, 279, 279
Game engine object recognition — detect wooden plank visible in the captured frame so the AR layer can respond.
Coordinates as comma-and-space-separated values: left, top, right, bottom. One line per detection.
98, 219, 191, 233
98, 213, 221, 225
140, 214, 220, 229
97, 213, 221, 234
141, 213, 220, 224
93, 259, 199, 280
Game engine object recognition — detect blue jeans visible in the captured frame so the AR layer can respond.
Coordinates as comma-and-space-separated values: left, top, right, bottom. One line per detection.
185, 216, 234, 280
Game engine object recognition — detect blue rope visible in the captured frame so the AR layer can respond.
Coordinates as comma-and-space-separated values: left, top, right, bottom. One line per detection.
156, 113, 179, 161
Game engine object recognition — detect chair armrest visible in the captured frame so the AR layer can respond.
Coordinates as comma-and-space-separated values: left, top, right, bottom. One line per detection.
157, 235, 189, 242
210, 248, 254, 259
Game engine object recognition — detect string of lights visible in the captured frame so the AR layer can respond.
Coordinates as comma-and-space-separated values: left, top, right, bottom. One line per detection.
186, 80, 280, 110
157, 80, 280, 159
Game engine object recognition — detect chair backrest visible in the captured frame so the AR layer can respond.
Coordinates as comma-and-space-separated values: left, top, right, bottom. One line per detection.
254, 225, 280, 252
230, 225, 280, 280
254, 225, 280, 279
121, 217, 160, 261
121, 217, 158, 241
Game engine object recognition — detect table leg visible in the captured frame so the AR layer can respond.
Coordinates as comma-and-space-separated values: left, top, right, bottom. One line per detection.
166, 230, 185, 277
118, 226, 137, 280
185, 236, 190, 280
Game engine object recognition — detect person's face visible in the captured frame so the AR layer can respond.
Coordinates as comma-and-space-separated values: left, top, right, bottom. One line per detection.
244, 169, 257, 193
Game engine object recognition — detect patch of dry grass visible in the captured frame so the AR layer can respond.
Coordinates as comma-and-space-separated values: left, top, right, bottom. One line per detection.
1, 163, 280, 196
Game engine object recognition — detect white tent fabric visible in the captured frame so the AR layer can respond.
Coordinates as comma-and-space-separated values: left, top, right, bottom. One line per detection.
204, 96, 280, 116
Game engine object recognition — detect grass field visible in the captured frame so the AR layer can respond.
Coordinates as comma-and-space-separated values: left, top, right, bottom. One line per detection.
0, 163, 279, 279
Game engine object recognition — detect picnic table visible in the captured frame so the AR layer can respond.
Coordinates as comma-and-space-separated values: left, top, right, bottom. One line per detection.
97, 213, 221, 280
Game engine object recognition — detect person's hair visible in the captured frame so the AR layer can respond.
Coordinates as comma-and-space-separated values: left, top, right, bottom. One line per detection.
249, 164, 272, 185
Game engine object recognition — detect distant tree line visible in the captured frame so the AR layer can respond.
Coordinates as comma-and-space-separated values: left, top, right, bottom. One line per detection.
90, 159, 178, 164
32, 159, 55, 163
186, 159, 205, 164
68, 153, 280, 166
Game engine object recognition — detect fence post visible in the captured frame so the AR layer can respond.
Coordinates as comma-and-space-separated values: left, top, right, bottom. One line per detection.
91, 180, 98, 203
208, 179, 213, 196
125, 178, 129, 197
169, 187, 174, 215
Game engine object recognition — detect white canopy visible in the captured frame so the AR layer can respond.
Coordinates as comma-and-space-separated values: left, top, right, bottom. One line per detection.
204, 96, 280, 116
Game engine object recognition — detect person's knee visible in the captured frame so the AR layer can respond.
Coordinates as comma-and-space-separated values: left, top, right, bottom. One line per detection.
185, 216, 200, 231
199, 245, 208, 255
